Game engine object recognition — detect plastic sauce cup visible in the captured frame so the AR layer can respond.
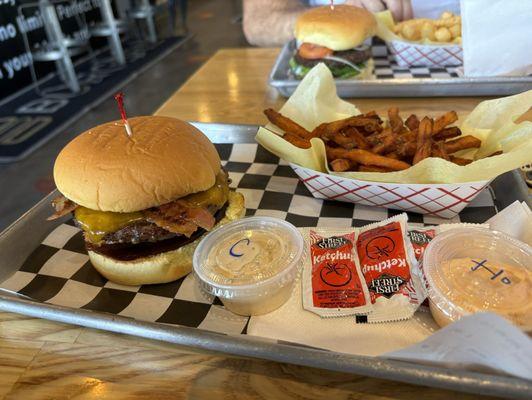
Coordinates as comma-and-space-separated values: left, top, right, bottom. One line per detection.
193, 217, 304, 316
423, 227, 532, 330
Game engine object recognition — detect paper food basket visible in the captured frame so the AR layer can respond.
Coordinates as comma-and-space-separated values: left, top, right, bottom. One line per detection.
255, 64, 532, 219
375, 11, 463, 68
386, 40, 462, 68
291, 164, 490, 218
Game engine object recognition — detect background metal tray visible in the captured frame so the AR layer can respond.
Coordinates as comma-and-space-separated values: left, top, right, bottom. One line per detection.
269, 41, 532, 98
0, 123, 530, 399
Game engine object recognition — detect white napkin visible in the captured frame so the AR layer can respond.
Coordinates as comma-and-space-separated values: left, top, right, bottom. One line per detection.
248, 209, 532, 373
247, 278, 439, 356
487, 201, 532, 245
384, 313, 532, 381
460, 0, 532, 77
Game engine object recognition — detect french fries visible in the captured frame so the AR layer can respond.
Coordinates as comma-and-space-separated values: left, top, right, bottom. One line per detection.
392, 12, 461, 44
264, 108, 313, 140
330, 158, 352, 172
431, 141, 450, 161
263, 107, 492, 173
327, 147, 410, 171
443, 136, 481, 154
449, 156, 472, 166
413, 117, 433, 164
433, 126, 461, 140
433, 111, 458, 134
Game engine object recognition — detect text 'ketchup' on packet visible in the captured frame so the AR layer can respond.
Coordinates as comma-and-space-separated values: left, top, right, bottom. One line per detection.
302, 229, 372, 318
355, 214, 425, 322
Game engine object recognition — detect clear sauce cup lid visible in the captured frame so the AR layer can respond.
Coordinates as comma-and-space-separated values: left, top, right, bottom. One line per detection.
423, 227, 532, 329
193, 217, 304, 298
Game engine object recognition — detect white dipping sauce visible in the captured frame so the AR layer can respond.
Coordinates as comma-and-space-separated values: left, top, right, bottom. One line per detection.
205, 230, 286, 285
193, 217, 304, 316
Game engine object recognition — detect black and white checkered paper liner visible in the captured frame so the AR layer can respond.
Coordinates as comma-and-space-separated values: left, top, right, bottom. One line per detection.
0, 144, 498, 335
371, 37, 460, 79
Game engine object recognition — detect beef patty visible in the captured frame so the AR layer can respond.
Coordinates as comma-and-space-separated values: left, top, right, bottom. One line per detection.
75, 205, 222, 246
294, 48, 371, 69
86, 204, 228, 261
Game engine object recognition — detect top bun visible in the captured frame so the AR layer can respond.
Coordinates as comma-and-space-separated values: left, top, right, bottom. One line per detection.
295, 5, 377, 51
54, 116, 221, 212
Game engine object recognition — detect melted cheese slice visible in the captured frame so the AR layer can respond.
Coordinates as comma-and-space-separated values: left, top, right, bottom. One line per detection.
75, 171, 230, 243
74, 208, 143, 243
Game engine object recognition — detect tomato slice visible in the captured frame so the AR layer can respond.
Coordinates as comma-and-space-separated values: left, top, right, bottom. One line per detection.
298, 43, 333, 59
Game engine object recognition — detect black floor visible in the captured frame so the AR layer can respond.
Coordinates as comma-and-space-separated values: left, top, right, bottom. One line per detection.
0, 0, 247, 230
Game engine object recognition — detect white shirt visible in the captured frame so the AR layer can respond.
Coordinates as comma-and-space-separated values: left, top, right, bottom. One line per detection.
308, 0, 461, 17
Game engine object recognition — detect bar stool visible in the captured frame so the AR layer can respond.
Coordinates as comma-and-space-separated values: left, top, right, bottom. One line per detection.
129, 0, 157, 44
18, 0, 92, 95
90, 0, 127, 65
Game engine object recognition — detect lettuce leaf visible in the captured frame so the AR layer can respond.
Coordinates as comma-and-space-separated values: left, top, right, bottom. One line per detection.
289, 57, 365, 79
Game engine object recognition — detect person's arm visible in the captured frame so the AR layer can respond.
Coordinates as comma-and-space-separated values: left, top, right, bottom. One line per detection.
410, 0, 459, 18
243, 0, 307, 47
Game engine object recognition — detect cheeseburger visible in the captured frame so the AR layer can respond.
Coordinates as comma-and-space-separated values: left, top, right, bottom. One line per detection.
290, 5, 376, 79
48, 116, 245, 285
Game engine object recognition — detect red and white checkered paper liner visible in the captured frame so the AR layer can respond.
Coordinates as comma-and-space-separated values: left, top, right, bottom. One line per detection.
386, 39, 463, 68
291, 164, 491, 219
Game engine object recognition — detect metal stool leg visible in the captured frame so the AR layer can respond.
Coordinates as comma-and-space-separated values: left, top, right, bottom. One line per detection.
143, 0, 157, 43
100, 0, 126, 65
40, 0, 80, 92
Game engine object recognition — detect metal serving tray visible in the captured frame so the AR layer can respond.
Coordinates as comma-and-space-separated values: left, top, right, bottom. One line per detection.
0, 123, 531, 399
269, 41, 532, 98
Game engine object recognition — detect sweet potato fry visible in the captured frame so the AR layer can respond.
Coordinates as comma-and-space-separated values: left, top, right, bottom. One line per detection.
399, 126, 410, 135
388, 107, 404, 134
327, 147, 410, 171
362, 110, 383, 124
367, 128, 413, 147
283, 133, 311, 149
405, 114, 420, 131
396, 141, 416, 158
344, 127, 371, 150
358, 165, 394, 172
413, 117, 433, 165
327, 131, 356, 149
449, 156, 473, 166
313, 116, 383, 138
330, 158, 352, 172
431, 141, 450, 160
372, 131, 396, 155
264, 108, 313, 139
266, 106, 480, 175
433, 126, 462, 141
384, 152, 400, 160
433, 111, 458, 134
443, 135, 481, 154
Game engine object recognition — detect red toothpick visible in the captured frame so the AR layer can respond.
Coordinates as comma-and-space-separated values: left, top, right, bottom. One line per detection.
114, 92, 133, 138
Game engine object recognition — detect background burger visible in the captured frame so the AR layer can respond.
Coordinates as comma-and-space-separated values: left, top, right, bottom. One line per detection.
290, 5, 377, 79
48, 116, 245, 285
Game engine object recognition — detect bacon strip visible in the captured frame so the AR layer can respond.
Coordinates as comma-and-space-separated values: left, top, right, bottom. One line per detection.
145, 200, 215, 238
47, 195, 78, 220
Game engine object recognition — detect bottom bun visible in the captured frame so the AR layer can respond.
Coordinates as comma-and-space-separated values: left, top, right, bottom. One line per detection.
88, 191, 245, 285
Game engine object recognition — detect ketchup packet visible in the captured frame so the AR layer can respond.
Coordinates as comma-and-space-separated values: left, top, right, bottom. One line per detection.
355, 214, 425, 322
408, 223, 490, 262
302, 229, 372, 317
408, 227, 437, 262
